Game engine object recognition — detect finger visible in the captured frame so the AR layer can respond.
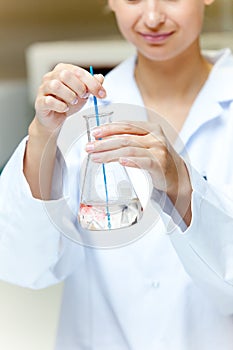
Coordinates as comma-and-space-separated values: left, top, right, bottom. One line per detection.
50, 63, 106, 99
119, 156, 167, 187
49, 63, 104, 83
119, 156, 151, 169
58, 69, 90, 100
119, 157, 167, 191
36, 95, 69, 114
92, 121, 160, 138
88, 134, 163, 153
119, 155, 162, 170
86, 135, 145, 153
41, 79, 79, 106
90, 146, 149, 163
74, 67, 106, 98
90, 131, 165, 153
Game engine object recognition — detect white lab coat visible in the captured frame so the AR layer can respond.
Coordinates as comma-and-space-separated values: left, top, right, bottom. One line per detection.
1, 49, 233, 350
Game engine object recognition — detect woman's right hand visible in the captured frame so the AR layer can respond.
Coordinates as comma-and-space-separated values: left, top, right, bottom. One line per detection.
24, 63, 106, 199
33, 63, 106, 135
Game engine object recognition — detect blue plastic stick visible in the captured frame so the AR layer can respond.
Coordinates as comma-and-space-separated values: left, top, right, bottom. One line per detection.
90, 66, 111, 230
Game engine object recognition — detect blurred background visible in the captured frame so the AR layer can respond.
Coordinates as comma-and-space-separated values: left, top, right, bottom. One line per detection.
0, 0, 233, 349
0, 0, 232, 80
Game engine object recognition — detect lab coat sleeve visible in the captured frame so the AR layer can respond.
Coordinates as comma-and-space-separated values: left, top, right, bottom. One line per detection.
166, 164, 233, 315
0, 138, 82, 289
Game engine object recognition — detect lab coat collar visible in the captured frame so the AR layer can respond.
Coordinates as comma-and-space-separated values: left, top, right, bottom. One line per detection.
102, 55, 144, 107
179, 48, 233, 147
203, 48, 233, 102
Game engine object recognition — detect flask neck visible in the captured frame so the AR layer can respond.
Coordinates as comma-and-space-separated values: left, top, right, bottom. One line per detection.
83, 112, 113, 142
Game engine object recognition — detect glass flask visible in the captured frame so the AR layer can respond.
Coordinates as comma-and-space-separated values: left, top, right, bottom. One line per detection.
78, 111, 143, 231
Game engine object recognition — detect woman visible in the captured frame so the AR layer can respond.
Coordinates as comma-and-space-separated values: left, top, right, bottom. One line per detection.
1, 0, 233, 349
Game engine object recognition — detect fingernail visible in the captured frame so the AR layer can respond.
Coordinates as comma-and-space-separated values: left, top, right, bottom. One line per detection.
64, 106, 69, 112
85, 143, 95, 151
81, 92, 90, 99
119, 158, 129, 165
98, 89, 106, 98
71, 98, 79, 105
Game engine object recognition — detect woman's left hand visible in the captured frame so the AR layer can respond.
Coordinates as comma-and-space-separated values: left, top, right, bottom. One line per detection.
85, 121, 192, 225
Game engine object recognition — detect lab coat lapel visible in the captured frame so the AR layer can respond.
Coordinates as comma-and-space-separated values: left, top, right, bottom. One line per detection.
179, 49, 233, 148
179, 93, 223, 149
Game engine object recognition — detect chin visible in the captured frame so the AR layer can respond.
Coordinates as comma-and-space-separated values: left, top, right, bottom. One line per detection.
138, 42, 194, 63
138, 48, 178, 62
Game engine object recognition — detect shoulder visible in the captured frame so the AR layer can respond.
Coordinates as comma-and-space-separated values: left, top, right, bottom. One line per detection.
103, 55, 136, 87
204, 48, 233, 75
203, 49, 233, 102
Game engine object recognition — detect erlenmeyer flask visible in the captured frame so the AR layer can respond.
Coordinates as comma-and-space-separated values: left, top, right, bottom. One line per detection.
78, 111, 143, 231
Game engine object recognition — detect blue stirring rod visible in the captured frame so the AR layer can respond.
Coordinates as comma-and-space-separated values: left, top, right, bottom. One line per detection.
90, 66, 111, 230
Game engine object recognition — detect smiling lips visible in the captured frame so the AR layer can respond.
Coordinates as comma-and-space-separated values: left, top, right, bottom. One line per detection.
139, 31, 174, 44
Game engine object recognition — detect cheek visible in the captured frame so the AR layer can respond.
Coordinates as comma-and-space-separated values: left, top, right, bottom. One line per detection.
174, 5, 205, 39
114, 13, 136, 41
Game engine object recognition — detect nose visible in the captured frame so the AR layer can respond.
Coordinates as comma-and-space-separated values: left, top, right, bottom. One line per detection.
142, 0, 166, 28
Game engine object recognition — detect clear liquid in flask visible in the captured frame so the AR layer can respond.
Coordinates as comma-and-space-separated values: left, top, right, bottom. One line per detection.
78, 198, 143, 231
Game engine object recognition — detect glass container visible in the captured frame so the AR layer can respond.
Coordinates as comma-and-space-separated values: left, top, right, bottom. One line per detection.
78, 111, 143, 231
